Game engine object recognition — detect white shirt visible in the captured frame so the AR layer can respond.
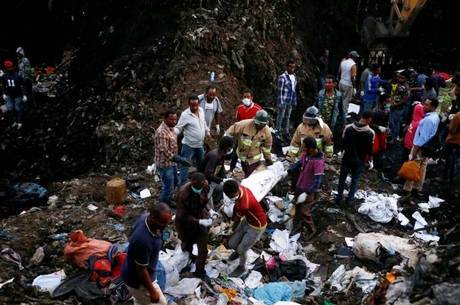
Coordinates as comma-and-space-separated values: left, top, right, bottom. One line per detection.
288, 74, 296, 91
175, 107, 209, 148
339, 58, 356, 87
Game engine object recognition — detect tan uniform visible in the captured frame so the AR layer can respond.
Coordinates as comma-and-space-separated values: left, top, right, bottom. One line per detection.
226, 119, 272, 164
289, 121, 333, 157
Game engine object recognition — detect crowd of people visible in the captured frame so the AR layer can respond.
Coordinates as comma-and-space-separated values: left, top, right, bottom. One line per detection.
123, 51, 460, 304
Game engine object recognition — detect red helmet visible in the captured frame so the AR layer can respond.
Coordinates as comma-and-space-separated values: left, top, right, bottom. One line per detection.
4, 60, 14, 70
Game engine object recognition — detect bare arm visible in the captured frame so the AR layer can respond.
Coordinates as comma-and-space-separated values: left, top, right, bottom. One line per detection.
135, 265, 159, 302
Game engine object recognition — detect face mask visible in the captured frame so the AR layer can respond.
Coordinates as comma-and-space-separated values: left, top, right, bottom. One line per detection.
226, 148, 233, 155
191, 186, 202, 194
229, 194, 239, 202
242, 98, 252, 107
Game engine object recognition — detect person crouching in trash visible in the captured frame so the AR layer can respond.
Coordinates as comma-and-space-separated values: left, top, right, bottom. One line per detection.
288, 137, 325, 239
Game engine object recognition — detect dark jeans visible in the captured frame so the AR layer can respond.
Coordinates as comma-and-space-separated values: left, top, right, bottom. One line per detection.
241, 160, 261, 178
336, 163, 364, 202
178, 226, 208, 276
445, 144, 459, 184
5, 96, 24, 123
389, 108, 404, 140
158, 166, 178, 204
179, 144, 204, 186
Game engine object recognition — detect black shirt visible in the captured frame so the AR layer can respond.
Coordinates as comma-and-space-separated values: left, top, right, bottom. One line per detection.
342, 122, 375, 166
1, 72, 24, 98
199, 149, 225, 183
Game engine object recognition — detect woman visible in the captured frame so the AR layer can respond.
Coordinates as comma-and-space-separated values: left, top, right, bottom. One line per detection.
403, 103, 425, 160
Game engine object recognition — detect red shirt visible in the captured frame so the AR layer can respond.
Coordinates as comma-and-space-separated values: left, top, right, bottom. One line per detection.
235, 103, 262, 122
233, 186, 267, 229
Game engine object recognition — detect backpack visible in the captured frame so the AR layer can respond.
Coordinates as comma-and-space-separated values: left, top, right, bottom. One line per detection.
88, 256, 112, 288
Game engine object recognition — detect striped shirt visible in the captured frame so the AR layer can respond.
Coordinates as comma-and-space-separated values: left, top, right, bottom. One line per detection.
154, 122, 178, 168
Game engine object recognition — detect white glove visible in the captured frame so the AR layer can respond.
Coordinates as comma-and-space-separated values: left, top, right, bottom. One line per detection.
215, 124, 220, 134
209, 209, 219, 219
408, 154, 414, 161
368, 160, 374, 170
360, 90, 364, 97
296, 192, 307, 204
22, 96, 27, 102
353, 88, 357, 96
378, 126, 386, 133
198, 218, 213, 227
449, 114, 455, 121
2, 94, 7, 101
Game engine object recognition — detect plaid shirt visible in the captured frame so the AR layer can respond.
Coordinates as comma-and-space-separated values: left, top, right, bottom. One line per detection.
154, 122, 178, 168
277, 71, 297, 107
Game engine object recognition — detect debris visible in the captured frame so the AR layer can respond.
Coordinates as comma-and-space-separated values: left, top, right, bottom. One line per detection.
87, 203, 99, 211
357, 191, 399, 223
327, 265, 377, 296
241, 161, 287, 201
29, 246, 45, 266
269, 229, 300, 256
139, 188, 151, 199
0, 278, 14, 289
418, 196, 445, 212
64, 230, 112, 268
32, 270, 66, 294
253, 281, 306, 305
105, 178, 127, 204
0, 247, 24, 270
164, 278, 202, 297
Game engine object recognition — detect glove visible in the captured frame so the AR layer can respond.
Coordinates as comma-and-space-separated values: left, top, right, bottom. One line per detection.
449, 114, 455, 121
209, 209, 219, 219
360, 90, 364, 97
368, 160, 374, 170
378, 126, 386, 133
296, 192, 307, 204
198, 218, 212, 227
171, 155, 193, 167
2, 94, 7, 101
265, 158, 273, 166
22, 96, 27, 102
215, 124, 220, 134
353, 88, 357, 96
408, 154, 414, 161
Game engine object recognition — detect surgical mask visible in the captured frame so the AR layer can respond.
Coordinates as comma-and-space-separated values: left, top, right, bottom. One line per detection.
226, 148, 233, 155
191, 186, 202, 194
242, 98, 252, 107
229, 194, 239, 202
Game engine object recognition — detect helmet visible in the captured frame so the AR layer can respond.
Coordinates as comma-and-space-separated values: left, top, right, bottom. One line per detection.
303, 106, 319, 119
4, 60, 14, 70
254, 110, 269, 125
16, 47, 25, 56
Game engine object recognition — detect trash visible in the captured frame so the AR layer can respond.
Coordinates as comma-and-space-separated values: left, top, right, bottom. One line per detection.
105, 178, 127, 204
164, 278, 201, 297
397, 212, 410, 226
385, 272, 397, 283
139, 188, 151, 199
269, 229, 300, 256
327, 265, 377, 295
418, 196, 445, 212
357, 191, 399, 223
64, 230, 112, 268
241, 161, 287, 201
49, 233, 68, 240
245, 270, 263, 289
47, 195, 59, 205
0, 247, 24, 270
32, 270, 66, 293
253, 281, 306, 305
29, 246, 45, 266
111, 205, 126, 218
344, 237, 354, 247
112, 223, 125, 231
432, 283, 460, 305
0, 277, 14, 289
412, 211, 440, 242
87, 203, 99, 211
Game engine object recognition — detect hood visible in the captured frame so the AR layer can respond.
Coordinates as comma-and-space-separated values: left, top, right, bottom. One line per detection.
412, 103, 425, 124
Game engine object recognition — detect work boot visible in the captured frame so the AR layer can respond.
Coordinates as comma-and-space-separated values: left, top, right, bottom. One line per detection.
228, 252, 239, 261
229, 266, 245, 277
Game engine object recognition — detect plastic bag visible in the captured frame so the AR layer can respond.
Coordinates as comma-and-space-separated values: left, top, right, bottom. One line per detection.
398, 161, 421, 182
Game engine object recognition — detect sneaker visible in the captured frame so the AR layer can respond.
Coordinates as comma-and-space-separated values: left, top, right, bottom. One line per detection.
229, 266, 246, 277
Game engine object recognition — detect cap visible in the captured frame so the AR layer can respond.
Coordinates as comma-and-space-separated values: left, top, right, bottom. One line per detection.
349, 50, 360, 58
4, 60, 14, 70
303, 106, 319, 119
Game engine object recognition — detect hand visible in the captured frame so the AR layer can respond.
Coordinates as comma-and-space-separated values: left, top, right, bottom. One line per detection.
209, 209, 219, 219
449, 114, 455, 121
408, 154, 414, 161
215, 124, 220, 134
265, 159, 273, 166
2, 94, 7, 101
22, 96, 27, 102
368, 160, 374, 170
149, 289, 160, 303
198, 218, 213, 227
353, 88, 357, 96
378, 126, 386, 133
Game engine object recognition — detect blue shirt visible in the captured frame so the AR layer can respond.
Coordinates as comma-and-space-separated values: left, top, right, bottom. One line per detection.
413, 112, 440, 147
277, 71, 297, 106
122, 214, 162, 288
363, 73, 381, 103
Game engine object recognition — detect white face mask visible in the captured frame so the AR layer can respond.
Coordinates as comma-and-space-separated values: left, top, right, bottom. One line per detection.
242, 98, 252, 107
226, 148, 233, 155
229, 194, 240, 202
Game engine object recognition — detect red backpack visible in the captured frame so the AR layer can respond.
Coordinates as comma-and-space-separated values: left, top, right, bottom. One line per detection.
88, 256, 112, 288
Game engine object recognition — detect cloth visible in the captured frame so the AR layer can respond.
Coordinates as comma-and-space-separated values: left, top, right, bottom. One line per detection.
338, 82, 353, 117
236, 103, 262, 121
276, 104, 293, 134
175, 107, 208, 148
198, 148, 225, 184
179, 144, 204, 186
336, 163, 365, 202
1, 72, 24, 98
339, 58, 356, 87
342, 122, 375, 166
253, 282, 299, 305
446, 112, 460, 145
317, 89, 343, 128
241, 161, 286, 201
229, 219, 265, 267
404, 104, 425, 149
64, 230, 112, 269
403, 147, 428, 192
277, 71, 297, 107
158, 166, 178, 204
154, 122, 178, 168
233, 186, 267, 229
363, 73, 381, 104
5, 96, 24, 123
198, 94, 223, 128
289, 121, 333, 157
295, 152, 325, 193
226, 119, 272, 164
413, 111, 440, 147
122, 214, 162, 289
128, 282, 167, 305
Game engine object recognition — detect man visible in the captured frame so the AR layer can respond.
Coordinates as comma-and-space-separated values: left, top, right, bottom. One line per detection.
198, 85, 223, 134
403, 98, 440, 195
336, 111, 375, 204
318, 49, 329, 90
154, 111, 179, 205
225, 110, 273, 177
388, 73, 409, 142
288, 106, 334, 160
1, 60, 27, 129
445, 90, 460, 185
317, 75, 343, 131
198, 136, 234, 209
175, 172, 211, 279
235, 89, 262, 122
338, 51, 359, 116
360, 64, 371, 95
16, 47, 32, 98
362, 64, 382, 112
122, 203, 172, 305
175, 95, 209, 185
224, 179, 267, 277
276, 60, 298, 136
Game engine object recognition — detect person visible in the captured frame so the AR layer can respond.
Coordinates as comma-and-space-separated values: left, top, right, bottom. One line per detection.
318, 49, 330, 90
16, 47, 32, 98
403, 98, 440, 196
225, 110, 273, 177
317, 75, 343, 130
223, 179, 267, 277
403, 103, 425, 160
362, 64, 382, 112
288, 106, 333, 160
388, 73, 409, 142
235, 89, 262, 122
289, 137, 325, 237
371, 95, 391, 168
336, 111, 375, 204
410, 66, 428, 102
175, 172, 211, 279
421, 77, 437, 102
276, 60, 298, 136
338, 51, 359, 116
198, 136, 234, 209
1, 60, 27, 129
198, 85, 223, 134
154, 111, 179, 205
175, 95, 209, 185
360, 64, 371, 95
445, 101, 460, 186
122, 203, 172, 305
431, 66, 446, 95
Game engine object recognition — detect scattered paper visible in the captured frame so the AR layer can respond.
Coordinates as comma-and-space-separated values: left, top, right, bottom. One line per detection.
345, 237, 354, 247
140, 188, 151, 199
397, 213, 410, 226
87, 204, 98, 211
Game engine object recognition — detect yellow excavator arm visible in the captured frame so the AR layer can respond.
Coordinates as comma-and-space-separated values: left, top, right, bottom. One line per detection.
388, 0, 428, 36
